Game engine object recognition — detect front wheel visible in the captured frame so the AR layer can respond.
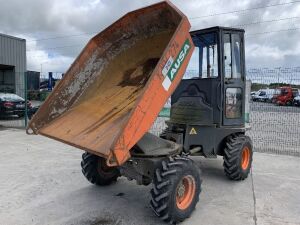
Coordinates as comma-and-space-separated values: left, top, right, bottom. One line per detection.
150, 156, 202, 224
81, 152, 120, 186
223, 134, 253, 181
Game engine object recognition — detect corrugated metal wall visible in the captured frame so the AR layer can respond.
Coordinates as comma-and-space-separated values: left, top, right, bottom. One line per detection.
0, 33, 26, 97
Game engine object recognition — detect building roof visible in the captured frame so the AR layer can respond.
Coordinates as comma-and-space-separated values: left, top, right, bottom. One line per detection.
0, 33, 26, 42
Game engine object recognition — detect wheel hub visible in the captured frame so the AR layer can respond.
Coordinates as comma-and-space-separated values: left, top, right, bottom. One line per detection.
97, 158, 115, 175
241, 146, 250, 170
176, 175, 196, 210
177, 182, 186, 198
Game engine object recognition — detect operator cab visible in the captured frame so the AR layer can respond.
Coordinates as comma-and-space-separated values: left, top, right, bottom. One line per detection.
170, 27, 246, 127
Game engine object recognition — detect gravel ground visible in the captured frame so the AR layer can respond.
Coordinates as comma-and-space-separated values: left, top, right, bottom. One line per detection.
0, 128, 299, 225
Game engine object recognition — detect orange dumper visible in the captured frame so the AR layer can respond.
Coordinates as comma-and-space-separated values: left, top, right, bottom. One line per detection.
27, 1, 193, 167
28, 1, 253, 223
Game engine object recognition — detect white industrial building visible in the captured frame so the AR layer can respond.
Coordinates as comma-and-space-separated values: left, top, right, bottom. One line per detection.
0, 33, 26, 97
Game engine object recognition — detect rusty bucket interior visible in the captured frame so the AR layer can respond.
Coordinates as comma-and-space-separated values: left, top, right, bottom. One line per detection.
27, 1, 190, 164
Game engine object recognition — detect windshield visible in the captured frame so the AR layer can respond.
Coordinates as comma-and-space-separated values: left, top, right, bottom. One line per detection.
280, 89, 288, 95
0, 93, 24, 101
259, 91, 266, 96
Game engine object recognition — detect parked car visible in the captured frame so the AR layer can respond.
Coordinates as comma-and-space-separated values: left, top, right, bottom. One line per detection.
252, 89, 282, 103
252, 89, 272, 102
293, 95, 300, 107
275, 87, 299, 106
0, 93, 31, 117
252, 90, 266, 102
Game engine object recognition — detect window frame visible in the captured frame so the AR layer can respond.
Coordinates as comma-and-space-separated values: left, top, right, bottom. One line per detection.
186, 32, 221, 79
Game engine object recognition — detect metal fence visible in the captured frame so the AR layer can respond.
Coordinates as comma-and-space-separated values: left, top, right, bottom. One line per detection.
0, 72, 27, 128
0, 72, 63, 129
1, 68, 300, 157
150, 67, 300, 157
246, 68, 300, 156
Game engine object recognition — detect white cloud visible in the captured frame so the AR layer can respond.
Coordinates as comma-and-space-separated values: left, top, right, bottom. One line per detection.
247, 44, 284, 60
0, 0, 299, 73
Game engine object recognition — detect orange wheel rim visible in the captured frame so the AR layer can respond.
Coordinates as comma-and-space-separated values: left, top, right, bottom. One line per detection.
176, 175, 196, 210
241, 146, 250, 170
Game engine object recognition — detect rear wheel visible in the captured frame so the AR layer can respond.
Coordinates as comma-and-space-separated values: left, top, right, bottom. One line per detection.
81, 152, 120, 186
150, 156, 201, 224
223, 134, 253, 181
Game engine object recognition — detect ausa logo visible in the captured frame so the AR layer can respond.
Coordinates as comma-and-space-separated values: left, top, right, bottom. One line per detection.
162, 39, 191, 91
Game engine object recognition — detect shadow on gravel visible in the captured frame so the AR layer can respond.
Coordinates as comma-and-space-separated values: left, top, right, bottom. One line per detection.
78, 217, 120, 225
193, 157, 231, 182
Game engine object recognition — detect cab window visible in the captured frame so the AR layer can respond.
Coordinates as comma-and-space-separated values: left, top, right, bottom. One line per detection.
186, 32, 219, 79
224, 33, 242, 79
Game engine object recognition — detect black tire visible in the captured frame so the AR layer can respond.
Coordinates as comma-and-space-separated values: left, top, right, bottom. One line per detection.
81, 152, 120, 186
223, 134, 253, 181
150, 156, 202, 224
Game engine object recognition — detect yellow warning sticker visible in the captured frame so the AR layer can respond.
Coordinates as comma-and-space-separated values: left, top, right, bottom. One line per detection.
189, 127, 197, 135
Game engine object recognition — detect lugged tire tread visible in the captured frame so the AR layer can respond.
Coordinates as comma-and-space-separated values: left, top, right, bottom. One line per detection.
223, 134, 253, 181
81, 152, 119, 186
150, 156, 202, 224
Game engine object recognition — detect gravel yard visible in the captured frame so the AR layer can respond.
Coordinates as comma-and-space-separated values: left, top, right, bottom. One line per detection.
0, 128, 299, 225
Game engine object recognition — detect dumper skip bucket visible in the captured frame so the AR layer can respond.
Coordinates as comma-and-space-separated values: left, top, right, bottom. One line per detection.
27, 1, 194, 166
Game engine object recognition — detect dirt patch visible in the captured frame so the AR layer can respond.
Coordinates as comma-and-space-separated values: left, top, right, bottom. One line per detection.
118, 58, 159, 87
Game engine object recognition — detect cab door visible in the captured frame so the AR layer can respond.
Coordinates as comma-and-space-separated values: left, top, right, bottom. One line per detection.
222, 31, 245, 126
